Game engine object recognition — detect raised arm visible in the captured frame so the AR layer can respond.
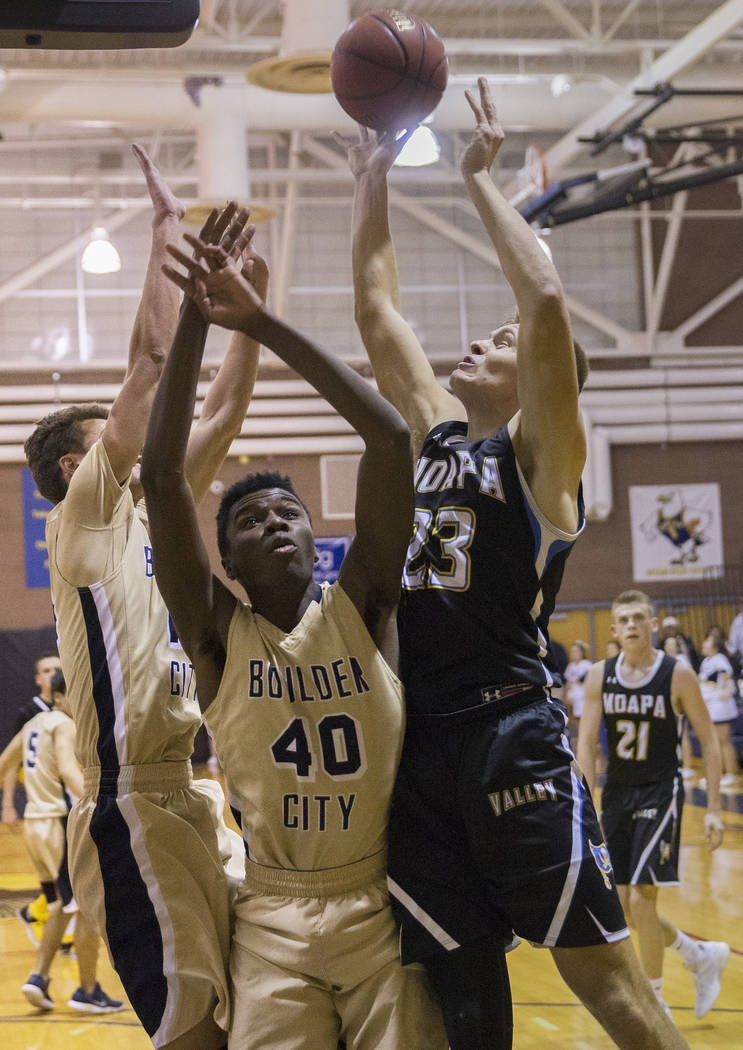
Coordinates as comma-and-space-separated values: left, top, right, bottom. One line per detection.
349, 128, 462, 454
141, 293, 237, 714
102, 145, 185, 485
673, 662, 724, 850
165, 244, 414, 654
576, 661, 606, 796
184, 222, 267, 505
0, 731, 23, 824
461, 79, 585, 529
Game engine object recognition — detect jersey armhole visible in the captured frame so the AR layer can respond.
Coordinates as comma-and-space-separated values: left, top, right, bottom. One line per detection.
513, 452, 584, 543
325, 582, 404, 695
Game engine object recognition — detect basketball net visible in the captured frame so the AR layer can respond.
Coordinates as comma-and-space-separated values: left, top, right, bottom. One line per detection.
509, 143, 548, 208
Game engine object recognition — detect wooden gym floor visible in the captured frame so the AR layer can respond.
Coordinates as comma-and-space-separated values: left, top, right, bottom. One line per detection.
1, 765, 741, 1049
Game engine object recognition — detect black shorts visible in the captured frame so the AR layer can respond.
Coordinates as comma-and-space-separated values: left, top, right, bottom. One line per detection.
601, 775, 683, 886
387, 693, 628, 964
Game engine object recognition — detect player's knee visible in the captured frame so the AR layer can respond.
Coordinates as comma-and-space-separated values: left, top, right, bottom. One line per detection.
435, 987, 513, 1050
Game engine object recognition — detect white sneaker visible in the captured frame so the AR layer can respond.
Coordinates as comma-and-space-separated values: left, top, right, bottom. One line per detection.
681, 767, 696, 781
687, 940, 730, 1018
720, 773, 738, 789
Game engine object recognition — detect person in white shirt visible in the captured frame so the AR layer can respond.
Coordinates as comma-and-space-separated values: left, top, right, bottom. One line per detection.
698, 631, 740, 788
563, 641, 592, 735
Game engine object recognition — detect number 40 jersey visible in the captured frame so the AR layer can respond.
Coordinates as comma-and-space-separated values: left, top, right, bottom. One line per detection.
399, 421, 584, 715
203, 582, 405, 872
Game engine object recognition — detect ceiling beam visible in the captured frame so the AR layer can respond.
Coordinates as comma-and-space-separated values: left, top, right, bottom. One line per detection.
506, 0, 743, 192
538, 0, 593, 42
301, 136, 633, 347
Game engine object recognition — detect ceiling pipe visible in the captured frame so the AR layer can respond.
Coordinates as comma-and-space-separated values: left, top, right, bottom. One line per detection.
0, 77, 633, 132
583, 415, 743, 521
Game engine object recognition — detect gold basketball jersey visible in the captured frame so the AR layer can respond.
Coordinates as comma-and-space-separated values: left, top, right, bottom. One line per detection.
46, 440, 201, 770
22, 709, 74, 818
206, 582, 405, 870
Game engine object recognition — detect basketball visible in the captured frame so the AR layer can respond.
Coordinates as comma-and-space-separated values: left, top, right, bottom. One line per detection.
330, 9, 448, 132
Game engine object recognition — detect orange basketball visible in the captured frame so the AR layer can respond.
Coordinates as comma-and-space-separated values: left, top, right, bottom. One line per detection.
331, 9, 447, 131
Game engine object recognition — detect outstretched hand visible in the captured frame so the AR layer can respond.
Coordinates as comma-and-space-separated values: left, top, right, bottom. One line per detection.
341, 125, 415, 180
131, 142, 186, 228
163, 235, 264, 332
461, 76, 504, 178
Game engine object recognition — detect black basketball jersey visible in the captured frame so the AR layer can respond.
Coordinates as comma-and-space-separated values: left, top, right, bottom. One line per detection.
398, 420, 583, 715
602, 651, 682, 786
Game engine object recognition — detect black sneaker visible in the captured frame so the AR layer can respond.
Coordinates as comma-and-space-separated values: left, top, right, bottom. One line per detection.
67, 982, 124, 1014
22, 973, 54, 1010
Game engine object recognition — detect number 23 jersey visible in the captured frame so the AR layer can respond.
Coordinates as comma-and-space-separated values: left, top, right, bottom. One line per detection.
204, 582, 404, 871
399, 420, 584, 714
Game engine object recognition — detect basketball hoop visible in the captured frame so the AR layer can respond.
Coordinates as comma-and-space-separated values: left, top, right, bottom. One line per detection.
510, 143, 548, 207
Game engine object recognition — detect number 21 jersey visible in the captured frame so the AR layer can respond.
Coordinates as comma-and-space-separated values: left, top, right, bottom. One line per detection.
602, 651, 682, 785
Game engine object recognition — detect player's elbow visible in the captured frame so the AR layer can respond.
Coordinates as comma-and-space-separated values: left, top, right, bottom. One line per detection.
129, 344, 167, 384
528, 282, 568, 321
354, 290, 386, 330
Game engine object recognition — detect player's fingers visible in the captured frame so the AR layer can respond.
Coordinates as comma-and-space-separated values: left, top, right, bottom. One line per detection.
182, 233, 217, 263
161, 264, 193, 295
479, 78, 499, 124
210, 201, 239, 244
330, 130, 347, 151
231, 225, 256, 262
221, 209, 250, 255
130, 142, 153, 174
358, 124, 370, 144
167, 242, 208, 276
464, 89, 483, 123
232, 207, 252, 238
197, 207, 219, 244
204, 245, 232, 272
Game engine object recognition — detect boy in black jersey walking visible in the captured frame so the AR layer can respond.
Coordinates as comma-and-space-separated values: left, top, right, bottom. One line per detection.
579, 590, 728, 1021
349, 75, 689, 1050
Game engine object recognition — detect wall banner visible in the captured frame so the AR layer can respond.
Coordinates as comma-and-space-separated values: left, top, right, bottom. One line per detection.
22, 468, 54, 589
629, 483, 723, 583
313, 536, 351, 586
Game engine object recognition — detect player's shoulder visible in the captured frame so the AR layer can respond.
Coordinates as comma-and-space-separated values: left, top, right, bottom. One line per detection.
669, 657, 703, 703
585, 659, 606, 687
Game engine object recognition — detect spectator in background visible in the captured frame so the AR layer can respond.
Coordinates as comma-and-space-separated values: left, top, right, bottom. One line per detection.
660, 617, 698, 671
698, 631, 740, 789
564, 641, 592, 739
606, 640, 621, 660
706, 623, 742, 681
727, 598, 743, 669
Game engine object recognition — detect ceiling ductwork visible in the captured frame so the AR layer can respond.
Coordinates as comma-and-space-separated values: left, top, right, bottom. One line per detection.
245, 0, 350, 94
